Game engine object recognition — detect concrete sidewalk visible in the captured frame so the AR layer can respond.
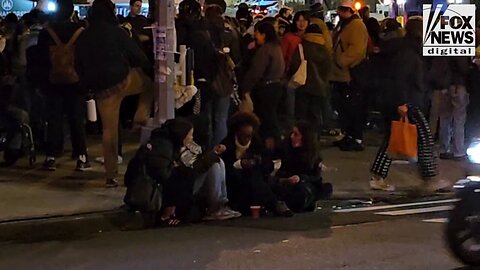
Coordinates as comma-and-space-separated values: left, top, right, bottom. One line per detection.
0, 131, 466, 241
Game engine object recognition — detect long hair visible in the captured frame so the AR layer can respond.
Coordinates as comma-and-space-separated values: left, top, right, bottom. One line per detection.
293, 121, 321, 167
255, 21, 279, 44
290, 10, 310, 33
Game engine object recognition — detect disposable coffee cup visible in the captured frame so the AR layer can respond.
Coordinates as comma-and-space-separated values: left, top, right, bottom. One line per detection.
250, 206, 261, 219
86, 99, 97, 122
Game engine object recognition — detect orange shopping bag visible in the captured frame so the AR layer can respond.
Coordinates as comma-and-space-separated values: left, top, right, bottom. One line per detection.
387, 111, 418, 160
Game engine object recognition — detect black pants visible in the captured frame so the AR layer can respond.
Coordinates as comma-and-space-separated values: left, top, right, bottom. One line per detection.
44, 90, 87, 158
162, 168, 195, 219
295, 90, 324, 134
251, 83, 283, 140
371, 105, 438, 179
226, 167, 278, 215
331, 82, 365, 140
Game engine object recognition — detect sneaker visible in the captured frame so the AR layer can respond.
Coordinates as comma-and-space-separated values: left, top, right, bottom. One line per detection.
339, 139, 364, 152
105, 178, 119, 188
425, 178, 453, 193
75, 155, 91, 171
224, 207, 242, 218
94, 156, 123, 165
275, 201, 294, 217
203, 208, 238, 221
369, 177, 395, 192
333, 136, 348, 147
43, 157, 56, 171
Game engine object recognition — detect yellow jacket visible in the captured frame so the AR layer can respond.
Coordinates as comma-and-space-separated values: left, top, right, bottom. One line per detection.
331, 16, 369, 82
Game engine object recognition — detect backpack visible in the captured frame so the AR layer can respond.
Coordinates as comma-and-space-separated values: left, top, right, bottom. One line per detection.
46, 27, 83, 85
210, 49, 236, 97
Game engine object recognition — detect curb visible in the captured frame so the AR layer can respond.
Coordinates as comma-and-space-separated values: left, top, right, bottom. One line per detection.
0, 209, 151, 243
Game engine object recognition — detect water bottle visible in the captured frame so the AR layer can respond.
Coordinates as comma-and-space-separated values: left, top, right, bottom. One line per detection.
86, 99, 97, 122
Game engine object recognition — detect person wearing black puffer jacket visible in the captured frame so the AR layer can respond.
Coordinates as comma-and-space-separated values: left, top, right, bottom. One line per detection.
75, 0, 153, 188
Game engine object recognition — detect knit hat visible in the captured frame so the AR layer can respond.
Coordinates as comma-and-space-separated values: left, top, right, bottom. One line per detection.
338, 0, 355, 10
164, 118, 194, 147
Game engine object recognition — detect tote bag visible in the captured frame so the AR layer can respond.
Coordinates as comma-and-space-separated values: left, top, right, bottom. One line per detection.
287, 44, 307, 90
387, 113, 418, 160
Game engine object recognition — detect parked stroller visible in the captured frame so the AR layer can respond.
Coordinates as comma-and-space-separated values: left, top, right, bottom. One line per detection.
0, 111, 36, 167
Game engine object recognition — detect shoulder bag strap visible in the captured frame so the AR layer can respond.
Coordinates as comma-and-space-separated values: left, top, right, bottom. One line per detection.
298, 44, 305, 61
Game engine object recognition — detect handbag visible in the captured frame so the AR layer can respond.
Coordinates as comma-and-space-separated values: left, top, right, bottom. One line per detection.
287, 44, 307, 90
387, 108, 418, 160
124, 163, 163, 212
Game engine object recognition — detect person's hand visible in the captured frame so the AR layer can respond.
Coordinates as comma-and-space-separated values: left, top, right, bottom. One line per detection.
398, 104, 408, 118
213, 144, 226, 155
241, 159, 256, 169
288, 175, 300, 184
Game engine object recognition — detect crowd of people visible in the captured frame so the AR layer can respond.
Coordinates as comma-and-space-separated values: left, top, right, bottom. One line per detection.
1, 0, 480, 224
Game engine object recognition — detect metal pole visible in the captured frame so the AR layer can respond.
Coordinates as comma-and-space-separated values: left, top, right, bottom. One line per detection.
154, 0, 175, 125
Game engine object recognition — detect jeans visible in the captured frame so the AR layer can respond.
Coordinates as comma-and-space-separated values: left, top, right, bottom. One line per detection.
331, 82, 365, 140
439, 85, 469, 157
429, 89, 446, 137
284, 87, 296, 133
97, 68, 154, 179
44, 87, 87, 158
200, 83, 230, 147
193, 159, 229, 212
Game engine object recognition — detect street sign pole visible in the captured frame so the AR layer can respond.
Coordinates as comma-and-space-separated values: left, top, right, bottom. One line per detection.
154, 0, 175, 125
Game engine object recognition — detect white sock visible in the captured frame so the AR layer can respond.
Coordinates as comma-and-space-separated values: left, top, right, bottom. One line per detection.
355, 139, 363, 144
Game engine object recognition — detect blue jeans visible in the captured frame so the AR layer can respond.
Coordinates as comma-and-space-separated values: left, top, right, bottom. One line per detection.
193, 159, 229, 212
201, 90, 230, 148
439, 85, 469, 157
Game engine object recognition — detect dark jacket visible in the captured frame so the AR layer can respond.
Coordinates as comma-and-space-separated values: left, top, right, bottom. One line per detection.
290, 33, 332, 97
426, 57, 451, 90
377, 37, 427, 111
449, 57, 470, 86
36, 21, 83, 90
75, 1, 148, 92
242, 42, 285, 92
220, 134, 273, 175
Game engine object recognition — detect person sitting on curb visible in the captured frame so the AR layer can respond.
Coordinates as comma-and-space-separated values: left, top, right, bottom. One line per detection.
220, 112, 294, 217
272, 121, 333, 212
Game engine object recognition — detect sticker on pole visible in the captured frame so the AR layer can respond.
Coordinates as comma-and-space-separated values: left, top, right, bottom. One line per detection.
423, 4, 475, 56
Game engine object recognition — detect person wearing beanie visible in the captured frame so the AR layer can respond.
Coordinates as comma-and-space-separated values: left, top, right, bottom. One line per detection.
35, 0, 90, 172
204, 0, 227, 13
75, 0, 153, 187
369, 17, 451, 193
330, 0, 369, 152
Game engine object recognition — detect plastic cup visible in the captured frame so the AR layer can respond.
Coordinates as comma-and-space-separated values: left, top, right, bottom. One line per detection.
250, 206, 261, 219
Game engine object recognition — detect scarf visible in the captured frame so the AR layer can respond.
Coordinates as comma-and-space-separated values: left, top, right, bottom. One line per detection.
235, 136, 251, 159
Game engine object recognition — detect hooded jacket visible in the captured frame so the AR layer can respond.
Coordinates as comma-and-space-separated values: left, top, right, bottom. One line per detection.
75, 0, 148, 92
331, 14, 368, 82
289, 33, 332, 97
309, 17, 333, 52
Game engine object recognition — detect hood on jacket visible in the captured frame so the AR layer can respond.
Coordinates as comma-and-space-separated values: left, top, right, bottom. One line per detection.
303, 33, 326, 46
89, 0, 118, 25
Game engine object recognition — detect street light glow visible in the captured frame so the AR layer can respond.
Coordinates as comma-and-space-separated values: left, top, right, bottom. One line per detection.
47, 2, 57, 12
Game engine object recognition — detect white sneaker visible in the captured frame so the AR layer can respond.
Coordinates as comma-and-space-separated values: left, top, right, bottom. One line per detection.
95, 156, 123, 165
369, 178, 396, 192
224, 207, 242, 218
203, 208, 239, 221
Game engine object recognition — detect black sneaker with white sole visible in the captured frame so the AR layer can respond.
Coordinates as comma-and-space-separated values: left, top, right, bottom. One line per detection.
75, 155, 91, 171
43, 158, 56, 171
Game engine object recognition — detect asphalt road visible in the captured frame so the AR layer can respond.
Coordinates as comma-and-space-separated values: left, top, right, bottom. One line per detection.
0, 198, 473, 270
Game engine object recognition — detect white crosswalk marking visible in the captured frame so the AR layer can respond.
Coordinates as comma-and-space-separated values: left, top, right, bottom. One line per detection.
375, 206, 453, 216
423, 218, 448, 223
333, 199, 458, 213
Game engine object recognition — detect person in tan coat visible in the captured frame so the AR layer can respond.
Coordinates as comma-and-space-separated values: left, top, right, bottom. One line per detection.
330, 0, 369, 151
